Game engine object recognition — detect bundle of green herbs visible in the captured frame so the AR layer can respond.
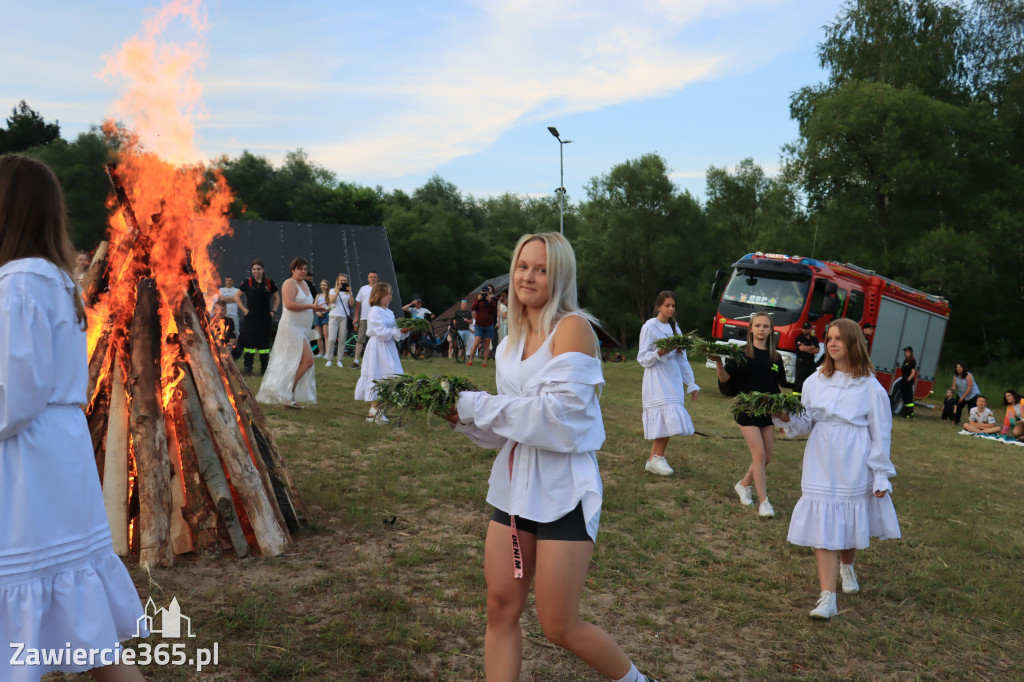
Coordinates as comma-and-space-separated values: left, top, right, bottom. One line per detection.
372, 374, 480, 416
654, 331, 747, 365
397, 317, 433, 334
729, 391, 806, 418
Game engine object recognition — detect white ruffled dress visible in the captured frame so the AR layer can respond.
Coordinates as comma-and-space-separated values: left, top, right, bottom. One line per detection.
774, 370, 902, 550
257, 279, 317, 405
354, 306, 409, 402
637, 318, 699, 439
1, 259, 145, 682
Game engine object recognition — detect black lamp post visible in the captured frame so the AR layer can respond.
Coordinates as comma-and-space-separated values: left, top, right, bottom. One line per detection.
547, 126, 572, 235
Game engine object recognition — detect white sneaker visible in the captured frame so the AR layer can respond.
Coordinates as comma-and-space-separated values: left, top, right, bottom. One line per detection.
809, 590, 837, 619
758, 499, 775, 519
840, 563, 860, 594
367, 407, 389, 424
645, 456, 674, 476
325, 360, 333, 367
734, 481, 754, 506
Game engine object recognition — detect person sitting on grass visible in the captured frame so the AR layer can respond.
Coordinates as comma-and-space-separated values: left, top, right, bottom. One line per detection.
1000, 390, 1024, 439
963, 395, 1001, 434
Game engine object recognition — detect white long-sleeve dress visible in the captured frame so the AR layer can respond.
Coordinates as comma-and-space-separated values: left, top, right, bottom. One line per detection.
454, 317, 605, 541
257, 279, 317, 405
1, 259, 145, 682
774, 370, 901, 550
637, 318, 700, 439
354, 306, 410, 402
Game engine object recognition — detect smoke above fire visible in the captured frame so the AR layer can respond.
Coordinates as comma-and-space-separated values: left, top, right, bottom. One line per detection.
98, 0, 209, 164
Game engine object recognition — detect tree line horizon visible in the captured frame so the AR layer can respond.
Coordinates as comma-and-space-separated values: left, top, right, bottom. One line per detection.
3, 0, 1022, 380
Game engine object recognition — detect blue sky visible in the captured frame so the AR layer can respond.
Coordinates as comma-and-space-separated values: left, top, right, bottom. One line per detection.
0, 0, 847, 202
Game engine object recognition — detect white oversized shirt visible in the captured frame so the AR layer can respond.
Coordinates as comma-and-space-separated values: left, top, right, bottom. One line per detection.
454, 325, 605, 541
355, 284, 373, 320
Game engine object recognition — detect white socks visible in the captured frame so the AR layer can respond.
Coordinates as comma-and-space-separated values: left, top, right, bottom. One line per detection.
613, 663, 648, 682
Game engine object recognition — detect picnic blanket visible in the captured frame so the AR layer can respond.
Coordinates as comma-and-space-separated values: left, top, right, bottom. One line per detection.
957, 430, 1024, 447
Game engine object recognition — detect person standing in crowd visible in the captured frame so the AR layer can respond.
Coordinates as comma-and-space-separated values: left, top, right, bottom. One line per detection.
450, 299, 473, 359
314, 279, 330, 358
236, 259, 280, 376
714, 312, 787, 519
467, 285, 498, 367
951, 362, 981, 424
401, 297, 433, 357
637, 291, 699, 477
793, 322, 819, 396
773, 318, 900, 620
218, 275, 240, 332
899, 346, 918, 419
257, 258, 326, 409
963, 395, 1001, 434
861, 323, 875, 349
351, 271, 379, 369
211, 300, 239, 357
1001, 390, 1024, 439
0, 154, 148, 682
326, 273, 353, 367
74, 250, 90, 286
443, 232, 660, 682
941, 388, 958, 424
497, 291, 508, 342
354, 282, 411, 423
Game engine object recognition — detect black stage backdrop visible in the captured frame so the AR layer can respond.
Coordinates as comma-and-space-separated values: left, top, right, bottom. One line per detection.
212, 220, 403, 316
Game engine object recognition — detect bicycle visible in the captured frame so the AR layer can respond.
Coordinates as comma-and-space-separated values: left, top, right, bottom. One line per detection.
415, 317, 466, 362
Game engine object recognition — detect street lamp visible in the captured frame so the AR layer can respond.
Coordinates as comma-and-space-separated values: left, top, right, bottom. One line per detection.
547, 126, 572, 235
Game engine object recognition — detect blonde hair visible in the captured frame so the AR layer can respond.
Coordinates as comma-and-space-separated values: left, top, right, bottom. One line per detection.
820, 318, 873, 378
504, 232, 598, 354
369, 281, 392, 307
745, 312, 781, 362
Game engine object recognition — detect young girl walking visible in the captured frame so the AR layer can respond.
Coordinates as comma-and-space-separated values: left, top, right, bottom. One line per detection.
713, 312, 786, 518
637, 291, 699, 476
444, 233, 659, 682
773, 318, 900, 619
0, 154, 147, 681
353, 282, 411, 423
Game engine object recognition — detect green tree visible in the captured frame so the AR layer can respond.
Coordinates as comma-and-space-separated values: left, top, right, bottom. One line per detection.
27, 129, 113, 250
575, 153, 706, 345
0, 101, 60, 154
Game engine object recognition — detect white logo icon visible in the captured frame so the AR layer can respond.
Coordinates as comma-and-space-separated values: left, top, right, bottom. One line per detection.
135, 597, 196, 639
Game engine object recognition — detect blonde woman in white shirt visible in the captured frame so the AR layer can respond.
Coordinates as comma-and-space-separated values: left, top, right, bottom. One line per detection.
444, 233, 659, 682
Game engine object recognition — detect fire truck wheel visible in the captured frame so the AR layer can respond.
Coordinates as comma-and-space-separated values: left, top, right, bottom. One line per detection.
889, 380, 904, 416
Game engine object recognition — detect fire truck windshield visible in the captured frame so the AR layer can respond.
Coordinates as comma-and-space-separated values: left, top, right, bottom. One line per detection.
719, 268, 811, 326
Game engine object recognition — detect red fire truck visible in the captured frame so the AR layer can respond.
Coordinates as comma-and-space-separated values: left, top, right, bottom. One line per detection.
709, 253, 951, 413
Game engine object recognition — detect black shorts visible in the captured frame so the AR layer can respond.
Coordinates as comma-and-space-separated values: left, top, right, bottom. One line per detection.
490, 502, 591, 542
735, 413, 773, 428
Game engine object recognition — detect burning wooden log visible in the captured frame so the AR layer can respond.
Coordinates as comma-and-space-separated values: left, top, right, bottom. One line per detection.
130, 278, 173, 569
178, 366, 249, 557
103, 361, 130, 556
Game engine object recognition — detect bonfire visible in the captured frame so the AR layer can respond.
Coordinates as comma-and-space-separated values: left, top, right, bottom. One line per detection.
82, 131, 307, 570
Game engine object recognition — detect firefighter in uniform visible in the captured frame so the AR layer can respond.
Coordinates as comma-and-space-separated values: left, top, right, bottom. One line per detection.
900, 346, 918, 418
793, 321, 819, 396
236, 259, 280, 375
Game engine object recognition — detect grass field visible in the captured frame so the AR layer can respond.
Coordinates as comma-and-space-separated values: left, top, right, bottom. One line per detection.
57, 356, 1023, 681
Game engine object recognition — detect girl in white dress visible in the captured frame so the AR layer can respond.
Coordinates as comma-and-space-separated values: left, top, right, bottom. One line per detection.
256, 257, 327, 409
444, 233, 659, 682
637, 291, 699, 477
0, 154, 146, 682
353, 282, 411, 423
773, 318, 901, 620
